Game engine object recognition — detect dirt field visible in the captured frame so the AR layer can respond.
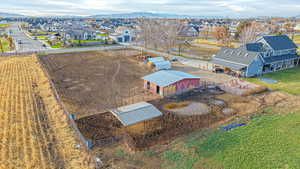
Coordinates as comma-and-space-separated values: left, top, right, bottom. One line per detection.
40, 49, 159, 118
0, 55, 96, 169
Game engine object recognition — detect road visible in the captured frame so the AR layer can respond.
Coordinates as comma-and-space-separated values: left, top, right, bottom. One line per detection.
8, 23, 47, 52
3, 25, 214, 69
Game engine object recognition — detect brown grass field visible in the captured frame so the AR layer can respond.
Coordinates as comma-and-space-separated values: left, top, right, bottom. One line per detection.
40, 49, 158, 118
0, 55, 96, 169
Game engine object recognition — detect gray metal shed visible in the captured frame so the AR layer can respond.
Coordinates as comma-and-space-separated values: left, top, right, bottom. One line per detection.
110, 102, 163, 126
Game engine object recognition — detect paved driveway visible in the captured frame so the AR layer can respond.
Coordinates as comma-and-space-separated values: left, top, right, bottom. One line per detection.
172, 62, 235, 84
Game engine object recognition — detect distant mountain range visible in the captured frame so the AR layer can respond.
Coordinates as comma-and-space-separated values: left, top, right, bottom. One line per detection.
0, 11, 299, 19
89, 12, 214, 19
0, 12, 25, 18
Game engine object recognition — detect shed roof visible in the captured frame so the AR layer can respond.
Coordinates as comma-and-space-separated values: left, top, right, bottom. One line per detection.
143, 70, 200, 87
148, 57, 165, 63
260, 35, 298, 51
110, 102, 162, 126
211, 58, 246, 70
153, 60, 171, 70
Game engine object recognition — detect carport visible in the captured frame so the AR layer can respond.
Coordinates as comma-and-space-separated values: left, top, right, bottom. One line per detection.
211, 59, 246, 77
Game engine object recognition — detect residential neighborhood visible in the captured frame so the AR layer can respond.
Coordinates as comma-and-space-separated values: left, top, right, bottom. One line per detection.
1, 1, 300, 169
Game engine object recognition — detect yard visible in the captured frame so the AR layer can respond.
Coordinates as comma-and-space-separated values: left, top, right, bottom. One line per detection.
35, 35, 48, 40
292, 34, 300, 44
0, 24, 10, 28
162, 110, 300, 169
91, 90, 300, 169
50, 41, 63, 48
70, 39, 105, 44
96, 33, 109, 37
39, 49, 158, 118
180, 45, 220, 60
246, 66, 300, 95
194, 39, 239, 48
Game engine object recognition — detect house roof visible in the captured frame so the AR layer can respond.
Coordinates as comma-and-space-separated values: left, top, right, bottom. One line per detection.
143, 70, 200, 87
260, 35, 298, 51
264, 54, 300, 63
110, 102, 162, 126
213, 47, 259, 66
245, 42, 264, 52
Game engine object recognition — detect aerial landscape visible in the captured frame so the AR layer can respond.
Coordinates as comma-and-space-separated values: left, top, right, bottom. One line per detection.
1, 0, 300, 169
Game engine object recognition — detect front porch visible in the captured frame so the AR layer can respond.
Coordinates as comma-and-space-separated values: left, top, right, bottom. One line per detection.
262, 58, 300, 74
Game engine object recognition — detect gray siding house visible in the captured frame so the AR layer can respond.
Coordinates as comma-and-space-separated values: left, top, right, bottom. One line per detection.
212, 35, 300, 77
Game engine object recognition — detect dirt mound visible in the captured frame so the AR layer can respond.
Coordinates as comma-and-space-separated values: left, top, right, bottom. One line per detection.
254, 91, 300, 113
222, 108, 236, 116
164, 102, 191, 110
165, 102, 211, 116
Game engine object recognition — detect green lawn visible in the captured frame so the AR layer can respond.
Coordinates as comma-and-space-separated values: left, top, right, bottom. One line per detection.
70, 39, 105, 44
51, 42, 63, 48
35, 35, 48, 40
0, 24, 10, 28
162, 111, 300, 169
245, 66, 300, 95
293, 35, 300, 44
96, 33, 109, 37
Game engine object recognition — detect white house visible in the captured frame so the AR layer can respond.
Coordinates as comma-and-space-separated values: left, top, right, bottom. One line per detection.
111, 26, 135, 43
294, 24, 300, 31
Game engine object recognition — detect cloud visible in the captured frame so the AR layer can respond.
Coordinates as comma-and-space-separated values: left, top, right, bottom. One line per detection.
216, 2, 247, 12
0, 0, 299, 17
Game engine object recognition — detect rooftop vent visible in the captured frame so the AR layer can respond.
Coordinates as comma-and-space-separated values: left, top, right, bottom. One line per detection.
245, 53, 249, 57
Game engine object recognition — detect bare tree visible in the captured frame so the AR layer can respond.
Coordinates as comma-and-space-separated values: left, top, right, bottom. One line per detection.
239, 22, 266, 44
200, 25, 210, 40
8, 36, 14, 50
284, 22, 295, 40
213, 25, 230, 46
136, 19, 185, 53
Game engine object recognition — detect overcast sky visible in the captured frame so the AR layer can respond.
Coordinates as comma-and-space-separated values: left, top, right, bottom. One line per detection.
1, 0, 300, 17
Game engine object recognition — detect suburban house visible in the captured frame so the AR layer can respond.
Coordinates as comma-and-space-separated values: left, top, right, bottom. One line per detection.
294, 24, 300, 32
143, 70, 202, 97
212, 35, 300, 77
61, 28, 96, 40
110, 26, 135, 43
178, 25, 199, 37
